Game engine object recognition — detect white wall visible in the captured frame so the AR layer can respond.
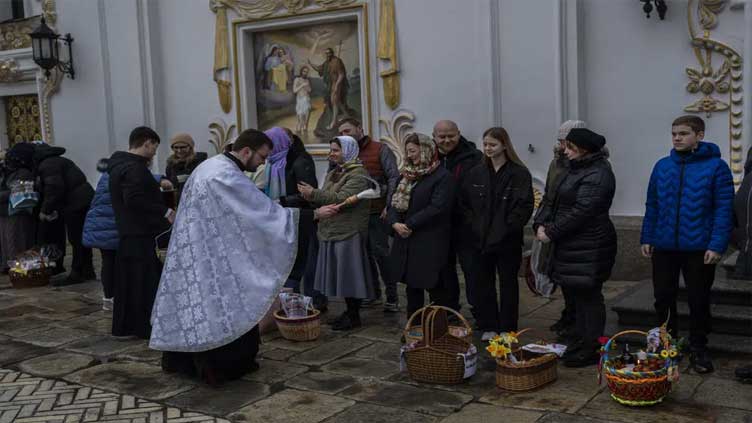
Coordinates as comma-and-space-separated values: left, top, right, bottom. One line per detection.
45, 0, 749, 215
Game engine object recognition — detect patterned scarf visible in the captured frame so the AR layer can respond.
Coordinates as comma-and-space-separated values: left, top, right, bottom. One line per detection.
391, 133, 439, 212
329, 136, 362, 182
263, 127, 291, 200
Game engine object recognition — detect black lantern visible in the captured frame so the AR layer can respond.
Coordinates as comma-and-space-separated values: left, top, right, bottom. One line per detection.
639, 0, 668, 20
30, 17, 75, 79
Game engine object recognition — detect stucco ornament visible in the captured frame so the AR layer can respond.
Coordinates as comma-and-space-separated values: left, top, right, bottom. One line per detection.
378, 109, 415, 168
208, 118, 238, 154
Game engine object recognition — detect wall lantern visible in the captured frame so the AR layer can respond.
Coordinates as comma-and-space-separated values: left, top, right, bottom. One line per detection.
639, 0, 668, 20
29, 17, 75, 79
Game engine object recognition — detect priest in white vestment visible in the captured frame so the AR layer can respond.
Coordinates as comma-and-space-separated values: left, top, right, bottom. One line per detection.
149, 129, 306, 385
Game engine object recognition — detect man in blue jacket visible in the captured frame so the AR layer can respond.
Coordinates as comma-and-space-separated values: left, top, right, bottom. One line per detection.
640, 115, 734, 374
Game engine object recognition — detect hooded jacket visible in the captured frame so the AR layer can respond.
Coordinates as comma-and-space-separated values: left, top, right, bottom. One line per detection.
641, 141, 734, 253
108, 151, 168, 239
33, 144, 94, 215
82, 159, 119, 250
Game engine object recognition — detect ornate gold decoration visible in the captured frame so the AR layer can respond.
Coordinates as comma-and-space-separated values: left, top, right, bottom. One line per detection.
377, 0, 399, 109
5, 95, 43, 146
686, 0, 744, 185
210, 0, 358, 114
211, 4, 232, 113
0, 16, 42, 51
0, 59, 22, 82
42, 0, 58, 26
39, 67, 63, 144
378, 109, 415, 167
209, 118, 238, 154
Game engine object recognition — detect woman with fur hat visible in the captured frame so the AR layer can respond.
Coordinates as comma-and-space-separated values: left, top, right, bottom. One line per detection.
165, 133, 207, 201
533, 128, 617, 367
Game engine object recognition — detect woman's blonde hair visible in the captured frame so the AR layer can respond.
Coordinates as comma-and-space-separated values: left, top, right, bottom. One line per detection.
482, 127, 526, 168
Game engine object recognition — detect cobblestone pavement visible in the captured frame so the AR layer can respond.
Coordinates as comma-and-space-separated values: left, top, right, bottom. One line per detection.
1, 259, 751, 423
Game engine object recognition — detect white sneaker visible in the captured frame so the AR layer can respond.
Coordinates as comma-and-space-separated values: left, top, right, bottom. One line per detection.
102, 297, 114, 311
481, 331, 499, 341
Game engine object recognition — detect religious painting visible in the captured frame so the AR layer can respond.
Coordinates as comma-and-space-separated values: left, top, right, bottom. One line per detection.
233, 5, 371, 150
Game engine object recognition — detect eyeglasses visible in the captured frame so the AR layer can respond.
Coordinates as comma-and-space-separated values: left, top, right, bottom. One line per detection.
171, 145, 189, 151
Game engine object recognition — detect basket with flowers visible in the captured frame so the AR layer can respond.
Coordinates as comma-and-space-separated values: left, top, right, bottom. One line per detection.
489, 328, 559, 391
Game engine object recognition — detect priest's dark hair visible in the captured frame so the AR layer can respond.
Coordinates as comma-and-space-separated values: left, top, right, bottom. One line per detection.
233, 129, 273, 152
129, 126, 160, 149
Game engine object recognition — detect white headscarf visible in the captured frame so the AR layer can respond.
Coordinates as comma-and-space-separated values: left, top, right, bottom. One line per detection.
336, 136, 360, 164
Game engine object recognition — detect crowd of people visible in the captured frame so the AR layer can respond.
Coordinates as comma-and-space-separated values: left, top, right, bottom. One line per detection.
0, 113, 742, 385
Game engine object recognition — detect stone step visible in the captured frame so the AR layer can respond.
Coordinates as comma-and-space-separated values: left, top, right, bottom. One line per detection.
611, 281, 752, 336
678, 277, 752, 306
604, 320, 752, 355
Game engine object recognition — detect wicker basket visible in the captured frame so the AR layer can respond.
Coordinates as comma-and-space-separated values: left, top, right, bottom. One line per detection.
155, 229, 171, 264
274, 309, 321, 342
601, 330, 672, 406
404, 305, 473, 344
9, 267, 50, 289
495, 328, 558, 391
403, 306, 475, 385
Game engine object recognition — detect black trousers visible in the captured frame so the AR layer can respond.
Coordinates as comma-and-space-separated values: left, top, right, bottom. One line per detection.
572, 286, 605, 346
100, 249, 116, 299
440, 244, 478, 312
406, 286, 447, 318
652, 250, 715, 348
64, 210, 93, 275
112, 237, 162, 339
561, 284, 577, 325
367, 214, 397, 302
474, 247, 521, 332
37, 217, 66, 270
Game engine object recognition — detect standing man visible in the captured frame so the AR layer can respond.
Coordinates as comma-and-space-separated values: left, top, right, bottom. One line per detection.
309, 48, 351, 131
33, 142, 95, 284
109, 127, 175, 339
433, 120, 482, 314
151, 129, 310, 385
641, 115, 734, 374
338, 118, 400, 311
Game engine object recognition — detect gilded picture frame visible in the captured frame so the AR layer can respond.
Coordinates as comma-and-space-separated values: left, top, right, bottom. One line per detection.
232, 4, 372, 155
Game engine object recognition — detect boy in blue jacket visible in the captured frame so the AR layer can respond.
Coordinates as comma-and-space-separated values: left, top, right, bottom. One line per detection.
640, 115, 734, 374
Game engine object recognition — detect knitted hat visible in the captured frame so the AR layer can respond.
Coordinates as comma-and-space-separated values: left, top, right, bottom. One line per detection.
566, 128, 606, 152
557, 120, 586, 140
170, 133, 195, 148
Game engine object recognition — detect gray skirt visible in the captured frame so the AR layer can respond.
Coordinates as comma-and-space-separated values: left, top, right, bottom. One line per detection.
314, 232, 375, 299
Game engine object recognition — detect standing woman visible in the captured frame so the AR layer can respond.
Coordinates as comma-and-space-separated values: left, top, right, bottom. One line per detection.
387, 133, 455, 318
298, 136, 374, 330
533, 128, 616, 367
165, 133, 207, 202
459, 128, 533, 341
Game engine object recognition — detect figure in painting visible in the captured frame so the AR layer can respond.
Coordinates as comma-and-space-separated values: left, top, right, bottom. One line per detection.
293, 66, 313, 134
308, 47, 352, 131
263, 46, 294, 92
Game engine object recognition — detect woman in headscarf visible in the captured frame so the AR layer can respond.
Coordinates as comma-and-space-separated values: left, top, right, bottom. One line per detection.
386, 133, 455, 318
0, 143, 37, 272
165, 133, 207, 201
298, 136, 373, 330
263, 127, 318, 290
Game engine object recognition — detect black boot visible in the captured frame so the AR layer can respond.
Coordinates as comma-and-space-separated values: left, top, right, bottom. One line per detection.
332, 298, 362, 331
690, 348, 714, 374
563, 344, 600, 368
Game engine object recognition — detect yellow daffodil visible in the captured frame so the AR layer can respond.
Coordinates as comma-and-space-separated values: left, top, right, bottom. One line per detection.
669, 350, 678, 358
660, 350, 669, 358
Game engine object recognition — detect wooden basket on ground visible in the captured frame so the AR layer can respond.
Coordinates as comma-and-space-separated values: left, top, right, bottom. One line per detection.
601, 330, 672, 406
403, 305, 475, 385
494, 328, 558, 391
274, 308, 321, 341
404, 305, 473, 344
9, 267, 50, 289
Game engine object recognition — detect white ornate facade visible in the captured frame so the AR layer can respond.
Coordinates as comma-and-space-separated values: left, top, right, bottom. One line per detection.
0, 0, 749, 217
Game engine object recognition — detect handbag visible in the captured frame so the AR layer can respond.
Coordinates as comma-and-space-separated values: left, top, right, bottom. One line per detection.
8, 180, 38, 216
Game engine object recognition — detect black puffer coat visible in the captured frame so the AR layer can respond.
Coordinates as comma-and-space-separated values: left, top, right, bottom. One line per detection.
386, 167, 455, 289
533, 151, 616, 288
165, 152, 208, 196
33, 144, 94, 215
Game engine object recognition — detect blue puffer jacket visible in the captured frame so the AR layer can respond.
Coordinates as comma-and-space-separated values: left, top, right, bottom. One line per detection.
641, 141, 734, 253
83, 159, 119, 250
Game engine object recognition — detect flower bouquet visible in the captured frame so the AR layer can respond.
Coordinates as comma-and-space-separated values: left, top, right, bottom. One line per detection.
489, 328, 559, 391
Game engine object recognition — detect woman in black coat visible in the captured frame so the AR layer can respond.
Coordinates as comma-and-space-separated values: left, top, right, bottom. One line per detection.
459, 128, 533, 340
533, 128, 616, 367
387, 133, 455, 317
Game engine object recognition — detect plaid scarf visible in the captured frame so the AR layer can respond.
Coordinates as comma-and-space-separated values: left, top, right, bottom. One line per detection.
391, 133, 439, 212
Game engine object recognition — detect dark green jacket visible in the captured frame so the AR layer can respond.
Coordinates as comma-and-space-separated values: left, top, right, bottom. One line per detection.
312, 165, 369, 241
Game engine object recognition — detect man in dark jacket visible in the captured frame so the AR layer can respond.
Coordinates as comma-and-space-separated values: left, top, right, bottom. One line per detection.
338, 118, 400, 311
33, 143, 95, 284
641, 115, 734, 374
109, 126, 174, 339
433, 120, 483, 314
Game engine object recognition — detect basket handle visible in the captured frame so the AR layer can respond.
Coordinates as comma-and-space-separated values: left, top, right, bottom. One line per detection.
422, 307, 437, 346
602, 330, 647, 362
513, 327, 551, 346
154, 227, 172, 249
404, 304, 472, 333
